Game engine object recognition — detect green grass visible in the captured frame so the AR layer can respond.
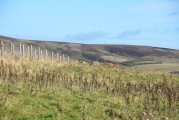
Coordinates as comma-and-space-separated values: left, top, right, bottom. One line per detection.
0, 59, 179, 119
133, 63, 179, 72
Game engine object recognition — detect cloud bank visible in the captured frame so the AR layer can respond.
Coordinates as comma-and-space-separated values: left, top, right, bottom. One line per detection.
63, 31, 108, 42
116, 30, 141, 39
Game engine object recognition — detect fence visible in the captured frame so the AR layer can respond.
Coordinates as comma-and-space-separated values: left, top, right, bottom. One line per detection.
0, 41, 77, 62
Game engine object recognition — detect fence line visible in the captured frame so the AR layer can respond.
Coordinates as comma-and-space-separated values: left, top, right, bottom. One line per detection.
0, 41, 75, 62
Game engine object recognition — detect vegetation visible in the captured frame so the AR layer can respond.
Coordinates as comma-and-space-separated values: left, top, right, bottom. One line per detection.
0, 58, 179, 120
121, 59, 162, 66
133, 63, 179, 73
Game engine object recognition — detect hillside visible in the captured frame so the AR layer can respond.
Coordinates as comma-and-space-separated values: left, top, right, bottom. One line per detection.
1, 35, 179, 72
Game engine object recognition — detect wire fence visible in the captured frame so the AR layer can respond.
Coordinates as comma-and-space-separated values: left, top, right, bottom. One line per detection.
0, 41, 77, 62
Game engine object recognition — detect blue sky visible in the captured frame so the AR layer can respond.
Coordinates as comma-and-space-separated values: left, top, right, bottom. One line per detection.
0, 0, 179, 49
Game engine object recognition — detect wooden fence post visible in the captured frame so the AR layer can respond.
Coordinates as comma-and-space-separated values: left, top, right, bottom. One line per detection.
11, 43, 14, 59
62, 54, 64, 62
68, 56, 69, 62
1, 41, 4, 58
51, 51, 53, 62
19, 44, 22, 53
12, 43, 14, 59
10, 43, 13, 58
41, 50, 43, 59
56, 53, 58, 61
38, 47, 40, 60
34, 48, 36, 59
45, 49, 47, 61
30, 45, 32, 60
27, 46, 29, 58
11, 43, 13, 53
59, 56, 62, 62
22, 44, 24, 59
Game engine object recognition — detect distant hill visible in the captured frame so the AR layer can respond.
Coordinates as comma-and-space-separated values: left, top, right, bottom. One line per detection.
1, 35, 179, 65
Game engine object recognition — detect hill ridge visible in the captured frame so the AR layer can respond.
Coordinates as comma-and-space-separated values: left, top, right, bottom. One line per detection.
0, 35, 179, 64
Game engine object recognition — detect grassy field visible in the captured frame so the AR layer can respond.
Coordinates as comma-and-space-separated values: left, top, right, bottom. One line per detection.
0, 59, 179, 119
133, 63, 179, 73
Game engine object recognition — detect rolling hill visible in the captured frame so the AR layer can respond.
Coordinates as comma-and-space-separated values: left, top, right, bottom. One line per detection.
1, 35, 179, 72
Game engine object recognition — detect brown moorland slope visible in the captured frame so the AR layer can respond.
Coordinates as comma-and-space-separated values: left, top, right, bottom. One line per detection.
0, 35, 179, 65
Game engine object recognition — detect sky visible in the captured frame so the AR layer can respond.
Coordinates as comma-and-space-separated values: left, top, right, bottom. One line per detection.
0, 0, 179, 49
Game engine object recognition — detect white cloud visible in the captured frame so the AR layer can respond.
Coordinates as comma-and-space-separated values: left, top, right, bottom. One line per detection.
63, 31, 108, 41
116, 30, 141, 39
